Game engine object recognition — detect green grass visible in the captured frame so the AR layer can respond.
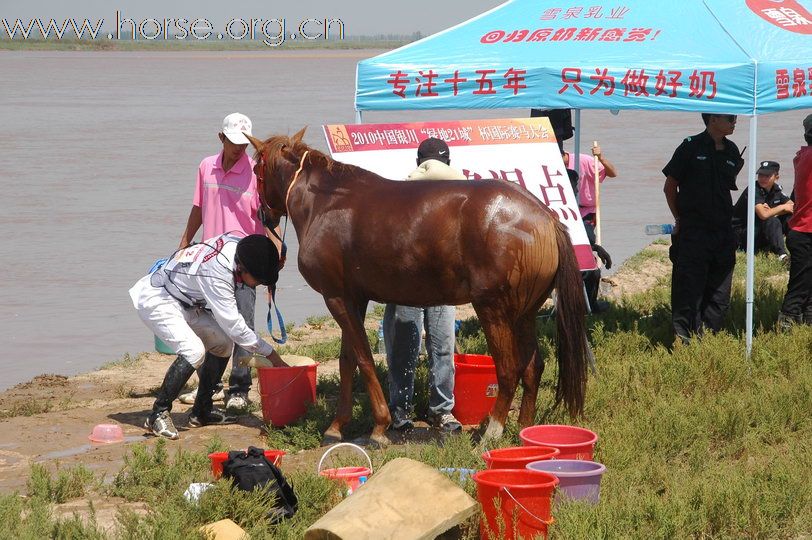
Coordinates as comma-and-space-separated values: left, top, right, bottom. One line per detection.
304, 315, 331, 330
27, 463, 98, 504
2, 246, 809, 538
101, 352, 144, 370
0, 399, 53, 420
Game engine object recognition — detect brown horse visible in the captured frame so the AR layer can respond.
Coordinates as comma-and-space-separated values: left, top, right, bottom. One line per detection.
247, 129, 589, 446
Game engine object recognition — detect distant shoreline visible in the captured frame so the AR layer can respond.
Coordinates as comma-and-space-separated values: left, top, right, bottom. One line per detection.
0, 37, 407, 52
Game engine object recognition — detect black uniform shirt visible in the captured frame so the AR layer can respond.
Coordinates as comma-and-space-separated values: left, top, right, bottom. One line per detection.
662, 130, 745, 229
731, 183, 790, 229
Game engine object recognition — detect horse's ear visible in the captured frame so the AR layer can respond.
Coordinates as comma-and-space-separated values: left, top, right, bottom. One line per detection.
291, 126, 307, 144
245, 134, 265, 152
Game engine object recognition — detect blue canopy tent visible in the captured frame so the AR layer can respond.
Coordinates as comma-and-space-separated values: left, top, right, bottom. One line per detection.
354, 0, 812, 355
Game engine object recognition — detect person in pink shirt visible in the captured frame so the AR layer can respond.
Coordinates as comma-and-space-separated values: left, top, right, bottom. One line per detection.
177, 113, 267, 412
563, 144, 618, 224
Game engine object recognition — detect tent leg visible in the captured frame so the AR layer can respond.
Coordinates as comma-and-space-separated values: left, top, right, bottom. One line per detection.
745, 115, 758, 359
573, 109, 581, 178
355, 110, 363, 124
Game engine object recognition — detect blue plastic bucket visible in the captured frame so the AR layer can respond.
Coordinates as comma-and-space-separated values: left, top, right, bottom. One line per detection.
154, 335, 174, 355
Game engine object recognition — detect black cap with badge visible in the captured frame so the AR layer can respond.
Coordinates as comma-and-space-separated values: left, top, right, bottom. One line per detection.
756, 160, 780, 175
417, 137, 451, 165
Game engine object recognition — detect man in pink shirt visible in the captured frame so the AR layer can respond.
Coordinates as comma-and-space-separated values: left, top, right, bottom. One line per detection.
563, 144, 618, 226
177, 113, 267, 411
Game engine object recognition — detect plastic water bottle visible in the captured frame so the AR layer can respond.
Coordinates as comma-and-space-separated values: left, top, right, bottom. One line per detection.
376, 322, 385, 354
644, 223, 674, 235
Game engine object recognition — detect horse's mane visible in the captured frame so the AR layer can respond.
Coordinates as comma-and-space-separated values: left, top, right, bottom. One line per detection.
254, 134, 356, 178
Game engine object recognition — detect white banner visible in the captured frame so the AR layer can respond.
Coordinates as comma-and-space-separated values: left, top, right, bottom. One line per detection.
322, 117, 596, 271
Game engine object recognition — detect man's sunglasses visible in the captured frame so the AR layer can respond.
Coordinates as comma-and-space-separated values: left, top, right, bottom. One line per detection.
717, 114, 737, 123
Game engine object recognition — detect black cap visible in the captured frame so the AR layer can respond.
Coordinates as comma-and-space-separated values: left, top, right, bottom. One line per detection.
417, 137, 450, 164
756, 160, 780, 175
804, 113, 812, 137
236, 235, 279, 286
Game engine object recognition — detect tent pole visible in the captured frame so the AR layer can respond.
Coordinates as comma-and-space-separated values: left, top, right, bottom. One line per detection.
573, 109, 582, 178
355, 111, 363, 124
745, 115, 758, 359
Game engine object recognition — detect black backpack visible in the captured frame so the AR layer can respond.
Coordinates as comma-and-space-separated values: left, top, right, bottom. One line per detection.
222, 446, 298, 523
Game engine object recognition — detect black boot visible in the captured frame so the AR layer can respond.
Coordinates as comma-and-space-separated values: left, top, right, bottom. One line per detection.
804, 303, 812, 325
145, 355, 196, 439
189, 353, 236, 427
777, 311, 803, 332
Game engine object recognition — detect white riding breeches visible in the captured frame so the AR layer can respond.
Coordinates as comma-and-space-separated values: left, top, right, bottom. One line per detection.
130, 276, 233, 367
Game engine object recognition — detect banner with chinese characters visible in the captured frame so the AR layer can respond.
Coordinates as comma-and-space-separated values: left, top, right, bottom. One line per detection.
322, 117, 597, 271
355, 0, 812, 114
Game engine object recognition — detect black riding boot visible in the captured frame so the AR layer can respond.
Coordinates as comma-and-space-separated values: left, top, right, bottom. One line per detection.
146, 355, 196, 439
777, 311, 803, 332
189, 353, 236, 427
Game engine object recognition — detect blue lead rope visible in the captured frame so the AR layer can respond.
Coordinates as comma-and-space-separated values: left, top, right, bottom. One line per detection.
267, 285, 287, 345
266, 228, 289, 345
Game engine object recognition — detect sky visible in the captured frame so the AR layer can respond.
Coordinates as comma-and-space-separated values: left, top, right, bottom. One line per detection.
3, 0, 508, 37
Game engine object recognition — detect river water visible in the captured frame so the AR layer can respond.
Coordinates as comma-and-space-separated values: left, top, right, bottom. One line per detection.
0, 50, 804, 390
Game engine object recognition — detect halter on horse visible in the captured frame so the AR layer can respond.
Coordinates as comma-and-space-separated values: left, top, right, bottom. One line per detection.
249, 128, 589, 446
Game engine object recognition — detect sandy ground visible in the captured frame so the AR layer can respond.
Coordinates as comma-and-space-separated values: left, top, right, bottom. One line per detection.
0, 244, 670, 531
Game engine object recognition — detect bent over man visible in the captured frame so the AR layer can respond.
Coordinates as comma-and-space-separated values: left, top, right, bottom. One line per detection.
129, 234, 286, 440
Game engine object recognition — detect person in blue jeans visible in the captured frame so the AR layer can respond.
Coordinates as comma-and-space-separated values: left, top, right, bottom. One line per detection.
383, 138, 463, 433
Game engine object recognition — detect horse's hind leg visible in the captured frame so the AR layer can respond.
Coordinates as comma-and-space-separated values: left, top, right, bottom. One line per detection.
476, 307, 528, 443
323, 296, 391, 447
517, 313, 543, 427
322, 340, 355, 445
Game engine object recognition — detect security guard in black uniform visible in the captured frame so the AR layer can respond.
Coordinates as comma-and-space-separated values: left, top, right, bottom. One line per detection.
662, 114, 745, 343
731, 160, 793, 259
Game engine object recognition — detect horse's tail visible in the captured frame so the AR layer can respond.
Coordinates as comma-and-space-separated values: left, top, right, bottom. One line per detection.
552, 221, 589, 417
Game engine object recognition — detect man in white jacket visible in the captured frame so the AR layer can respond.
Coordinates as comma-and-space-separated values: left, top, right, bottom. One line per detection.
384, 138, 463, 433
130, 233, 286, 440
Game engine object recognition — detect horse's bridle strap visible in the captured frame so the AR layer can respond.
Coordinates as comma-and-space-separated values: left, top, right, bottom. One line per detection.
285, 150, 309, 217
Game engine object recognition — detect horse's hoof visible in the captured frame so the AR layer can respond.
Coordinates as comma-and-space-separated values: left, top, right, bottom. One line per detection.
367, 433, 390, 449
476, 418, 504, 448
321, 431, 343, 447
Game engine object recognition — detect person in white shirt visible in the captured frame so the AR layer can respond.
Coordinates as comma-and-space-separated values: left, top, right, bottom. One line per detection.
130, 233, 286, 440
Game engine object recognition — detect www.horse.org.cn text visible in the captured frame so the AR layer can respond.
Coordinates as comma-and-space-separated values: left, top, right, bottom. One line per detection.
1, 11, 346, 47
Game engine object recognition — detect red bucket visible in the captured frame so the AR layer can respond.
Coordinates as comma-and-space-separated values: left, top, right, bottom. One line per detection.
208, 450, 285, 479
520, 424, 598, 460
258, 364, 317, 426
320, 467, 371, 493
473, 468, 558, 540
482, 445, 560, 469
317, 443, 373, 495
452, 354, 498, 425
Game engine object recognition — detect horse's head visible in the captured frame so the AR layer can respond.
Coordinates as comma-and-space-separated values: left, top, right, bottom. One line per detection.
247, 127, 308, 227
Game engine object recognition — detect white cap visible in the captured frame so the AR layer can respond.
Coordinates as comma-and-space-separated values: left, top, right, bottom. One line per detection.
221, 113, 252, 145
